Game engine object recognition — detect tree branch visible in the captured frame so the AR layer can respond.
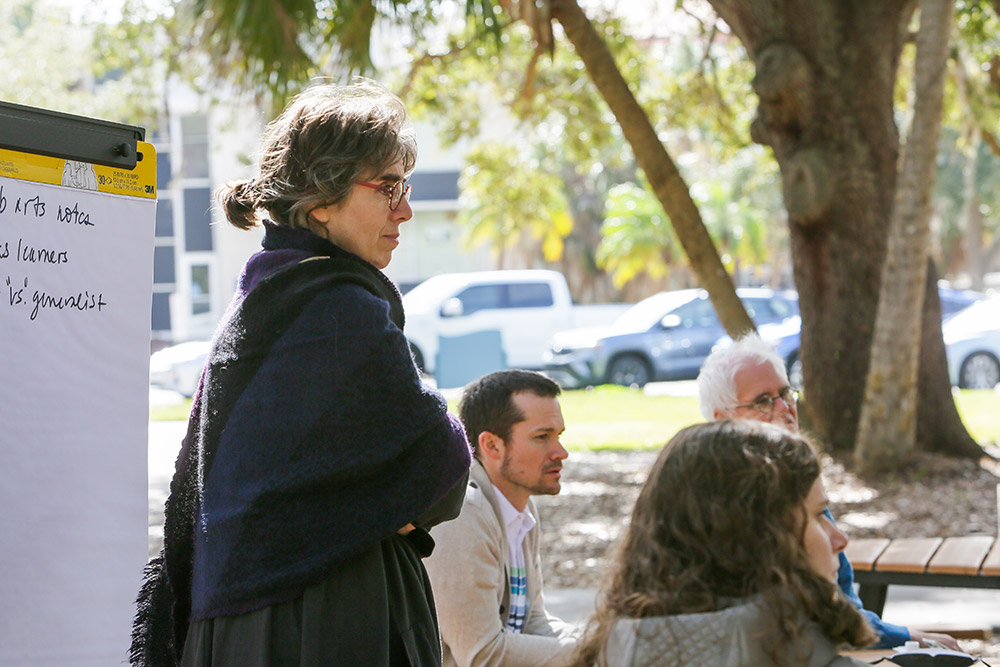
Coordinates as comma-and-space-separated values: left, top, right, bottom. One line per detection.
398, 41, 472, 99
549, 0, 755, 337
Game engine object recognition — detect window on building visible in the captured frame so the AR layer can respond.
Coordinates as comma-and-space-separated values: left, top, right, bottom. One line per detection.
151, 292, 171, 331
156, 150, 172, 191
191, 264, 210, 315
155, 198, 174, 237
153, 245, 176, 284
181, 115, 209, 179
184, 187, 213, 251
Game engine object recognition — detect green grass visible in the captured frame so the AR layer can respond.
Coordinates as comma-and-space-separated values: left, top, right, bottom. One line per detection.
150, 386, 1000, 449
555, 386, 701, 450
954, 389, 1000, 445
150, 400, 195, 422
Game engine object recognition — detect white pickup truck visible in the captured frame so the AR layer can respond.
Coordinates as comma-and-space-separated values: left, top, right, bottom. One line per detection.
402, 270, 629, 374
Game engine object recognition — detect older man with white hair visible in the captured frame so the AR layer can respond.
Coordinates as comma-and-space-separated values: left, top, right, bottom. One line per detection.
697, 333, 959, 650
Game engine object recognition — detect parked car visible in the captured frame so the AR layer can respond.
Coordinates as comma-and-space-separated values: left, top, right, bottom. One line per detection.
943, 297, 1000, 389
939, 286, 985, 321
543, 288, 799, 388
149, 340, 211, 397
402, 270, 629, 374
748, 285, 986, 388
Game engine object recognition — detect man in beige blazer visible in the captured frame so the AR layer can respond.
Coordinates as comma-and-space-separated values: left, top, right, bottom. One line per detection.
425, 370, 578, 666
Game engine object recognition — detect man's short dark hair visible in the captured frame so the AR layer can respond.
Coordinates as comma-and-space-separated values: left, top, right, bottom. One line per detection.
458, 369, 561, 457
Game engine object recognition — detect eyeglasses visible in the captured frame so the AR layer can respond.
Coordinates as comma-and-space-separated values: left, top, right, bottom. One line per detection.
733, 386, 799, 414
354, 179, 412, 211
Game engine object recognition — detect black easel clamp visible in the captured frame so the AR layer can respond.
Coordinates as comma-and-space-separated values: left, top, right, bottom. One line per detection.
0, 100, 145, 170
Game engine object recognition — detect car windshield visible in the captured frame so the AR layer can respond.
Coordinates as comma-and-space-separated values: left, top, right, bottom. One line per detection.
612, 291, 702, 331
944, 297, 1000, 334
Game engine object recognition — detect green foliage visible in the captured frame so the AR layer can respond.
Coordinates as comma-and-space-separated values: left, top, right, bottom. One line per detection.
401, 19, 633, 167
891, 0, 1000, 278
0, 0, 162, 128
688, 146, 784, 270
933, 126, 1000, 270
942, 2, 1000, 139
399, 16, 641, 273
399, 9, 788, 288
638, 23, 757, 158
459, 141, 572, 263
183, 0, 329, 108
177, 0, 506, 111
596, 181, 678, 287
597, 146, 786, 288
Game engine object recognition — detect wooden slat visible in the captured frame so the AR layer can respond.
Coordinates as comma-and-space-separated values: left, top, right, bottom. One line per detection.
983, 539, 1000, 576
873, 537, 943, 573
927, 536, 995, 575
844, 538, 890, 572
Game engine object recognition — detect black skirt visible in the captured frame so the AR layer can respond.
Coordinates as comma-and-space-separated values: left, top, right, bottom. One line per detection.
181, 534, 441, 666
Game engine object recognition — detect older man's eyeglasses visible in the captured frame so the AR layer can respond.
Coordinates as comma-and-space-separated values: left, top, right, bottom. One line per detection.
355, 179, 412, 211
734, 386, 799, 414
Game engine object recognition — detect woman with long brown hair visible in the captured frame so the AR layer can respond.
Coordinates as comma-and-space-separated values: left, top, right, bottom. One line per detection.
575, 420, 874, 666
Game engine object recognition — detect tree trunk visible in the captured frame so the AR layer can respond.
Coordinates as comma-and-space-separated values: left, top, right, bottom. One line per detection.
962, 132, 986, 292
916, 261, 980, 456
709, 0, 978, 456
855, 0, 959, 472
549, 0, 756, 338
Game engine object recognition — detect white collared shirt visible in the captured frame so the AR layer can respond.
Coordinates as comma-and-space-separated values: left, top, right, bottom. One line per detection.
493, 485, 536, 633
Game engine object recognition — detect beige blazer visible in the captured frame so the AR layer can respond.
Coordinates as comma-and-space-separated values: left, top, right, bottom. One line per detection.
425, 460, 578, 667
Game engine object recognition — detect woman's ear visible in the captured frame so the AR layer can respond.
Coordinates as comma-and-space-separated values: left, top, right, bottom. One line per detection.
309, 204, 333, 225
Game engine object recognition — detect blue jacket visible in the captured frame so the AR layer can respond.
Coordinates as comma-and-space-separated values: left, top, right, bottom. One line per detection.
828, 509, 909, 648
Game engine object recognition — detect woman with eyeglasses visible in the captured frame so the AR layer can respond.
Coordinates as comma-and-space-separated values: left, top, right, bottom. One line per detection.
573, 420, 875, 666
131, 80, 472, 667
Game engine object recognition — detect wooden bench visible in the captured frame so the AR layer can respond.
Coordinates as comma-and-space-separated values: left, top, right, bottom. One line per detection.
845, 535, 1000, 617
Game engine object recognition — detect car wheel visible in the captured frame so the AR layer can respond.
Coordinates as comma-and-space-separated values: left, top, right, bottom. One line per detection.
959, 352, 1000, 389
606, 354, 652, 388
787, 352, 803, 389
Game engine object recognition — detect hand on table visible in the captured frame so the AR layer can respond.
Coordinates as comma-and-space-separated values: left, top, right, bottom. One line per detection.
909, 630, 961, 651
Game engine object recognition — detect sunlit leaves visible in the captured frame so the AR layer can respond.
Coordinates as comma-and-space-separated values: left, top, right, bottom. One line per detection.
0, 0, 163, 128
459, 142, 572, 265
596, 145, 786, 288
597, 181, 679, 287
175, 0, 504, 111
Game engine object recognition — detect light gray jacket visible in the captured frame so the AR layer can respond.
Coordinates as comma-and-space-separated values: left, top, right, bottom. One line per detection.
425, 460, 578, 667
598, 597, 870, 667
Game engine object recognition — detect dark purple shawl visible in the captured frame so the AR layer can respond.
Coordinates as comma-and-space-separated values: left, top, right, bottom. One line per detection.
130, 223, 471, 665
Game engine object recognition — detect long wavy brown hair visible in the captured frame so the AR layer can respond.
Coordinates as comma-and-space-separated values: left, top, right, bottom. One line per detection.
573, 420, 874, 666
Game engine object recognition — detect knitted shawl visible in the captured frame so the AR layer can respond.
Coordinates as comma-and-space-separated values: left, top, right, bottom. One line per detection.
130, 223, 471, 666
